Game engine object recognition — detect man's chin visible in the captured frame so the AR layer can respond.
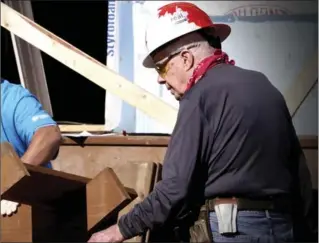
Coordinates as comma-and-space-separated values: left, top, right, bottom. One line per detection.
169, 89, 183, 100
173, 93, 182, 101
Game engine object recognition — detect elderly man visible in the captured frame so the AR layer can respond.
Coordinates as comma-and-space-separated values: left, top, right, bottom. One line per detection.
88, 2, 314, 243
1, 78, 62, 216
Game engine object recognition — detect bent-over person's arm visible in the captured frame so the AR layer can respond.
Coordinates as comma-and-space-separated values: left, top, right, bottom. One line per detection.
118, 98, 210, 239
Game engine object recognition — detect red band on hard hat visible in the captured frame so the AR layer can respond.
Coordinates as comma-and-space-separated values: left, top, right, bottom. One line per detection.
158, 2, 213, 28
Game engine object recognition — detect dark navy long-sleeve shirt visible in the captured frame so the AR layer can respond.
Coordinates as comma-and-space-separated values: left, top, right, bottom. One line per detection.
118, 64, 313, 239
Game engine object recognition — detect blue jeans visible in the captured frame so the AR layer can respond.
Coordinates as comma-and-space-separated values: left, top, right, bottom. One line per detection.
209, 210, 294, 243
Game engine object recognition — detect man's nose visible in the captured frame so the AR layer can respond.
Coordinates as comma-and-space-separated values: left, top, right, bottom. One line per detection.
157, 75, 166, 84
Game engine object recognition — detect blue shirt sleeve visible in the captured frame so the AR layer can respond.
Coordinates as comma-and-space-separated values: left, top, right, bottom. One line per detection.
118, 98, 209, 239
14, 95, 57, 146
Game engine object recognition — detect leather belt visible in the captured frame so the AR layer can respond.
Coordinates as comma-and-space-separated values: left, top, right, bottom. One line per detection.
206, 197, 292, 213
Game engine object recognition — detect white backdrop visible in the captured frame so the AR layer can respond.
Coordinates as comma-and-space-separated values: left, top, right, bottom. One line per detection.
104, 0, 120, 130
105, 1, 318, 135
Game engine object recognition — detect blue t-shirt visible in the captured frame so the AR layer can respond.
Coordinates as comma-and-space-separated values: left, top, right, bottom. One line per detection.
1, 79, 57, 168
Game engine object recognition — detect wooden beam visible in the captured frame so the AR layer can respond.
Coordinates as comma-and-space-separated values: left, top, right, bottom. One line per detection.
284, 51, 318, 117
1, 142, 30, 195
4, 0, 53, 116
58, 124, 108, 133
1, 2, 178, 129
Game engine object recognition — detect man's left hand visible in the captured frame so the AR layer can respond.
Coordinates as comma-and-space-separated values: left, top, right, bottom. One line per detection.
88, 224, 124, 243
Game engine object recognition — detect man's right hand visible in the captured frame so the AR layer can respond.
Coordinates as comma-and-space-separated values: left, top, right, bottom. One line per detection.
1, 200, 19, 216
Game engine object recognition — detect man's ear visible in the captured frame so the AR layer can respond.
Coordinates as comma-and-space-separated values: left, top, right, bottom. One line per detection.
180, 51, 194, 71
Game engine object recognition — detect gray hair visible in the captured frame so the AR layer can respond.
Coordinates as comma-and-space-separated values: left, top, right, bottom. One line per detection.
155, 32, 215, 65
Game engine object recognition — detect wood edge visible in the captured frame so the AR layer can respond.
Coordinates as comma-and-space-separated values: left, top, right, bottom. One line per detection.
124, 187, 138, 199
60, 135, 317, 148
86, 168, 132, 231
1, 142, 30, 194
299, 135, 318, 149
61, 135, 170, 146
1, 174, 30, 199
118, 197, 143, 219
1, 142, 30, 176
24, 163, 90, 183
87, 197, 131, 233
106, 168, 131, 200
58, 124, 109, 133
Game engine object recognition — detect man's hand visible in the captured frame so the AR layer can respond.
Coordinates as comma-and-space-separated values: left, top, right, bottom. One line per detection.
88, 224, 125, 243
1, 200, 19, 216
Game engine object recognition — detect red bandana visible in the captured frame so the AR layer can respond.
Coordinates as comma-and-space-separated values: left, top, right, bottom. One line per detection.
186, 49, 235, 91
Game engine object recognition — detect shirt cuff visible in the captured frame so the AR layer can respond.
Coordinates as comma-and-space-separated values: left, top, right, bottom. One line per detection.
118, 214, 134, 239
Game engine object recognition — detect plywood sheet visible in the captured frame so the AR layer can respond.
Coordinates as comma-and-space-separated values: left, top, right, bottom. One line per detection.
1, 142, 29, 195
0, 204, 32, 242
52, 146, 166, 179
2, 163, 89, 205
112, 161, 156, 197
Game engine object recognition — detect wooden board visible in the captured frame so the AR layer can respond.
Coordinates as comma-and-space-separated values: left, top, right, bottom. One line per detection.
59, 124, 109, 133
52, 146, 166, 180
61, 135, 170, 146
1, 142, 133, 241
86, 168, 132, 231
2, 162, 90, 205
0, 204, 32, 242
0, 2, 178, 129
52, 135, 318, 190
3, 163, 133, 229
111, 161, 156, 198
1, 144, 131, 209
1, 142, 30, 194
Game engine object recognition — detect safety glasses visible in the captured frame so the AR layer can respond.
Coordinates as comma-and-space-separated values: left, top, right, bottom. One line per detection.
154, 43, 199, 77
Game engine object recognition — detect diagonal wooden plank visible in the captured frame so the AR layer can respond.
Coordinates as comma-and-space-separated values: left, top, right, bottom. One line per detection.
1, 2, 178, 129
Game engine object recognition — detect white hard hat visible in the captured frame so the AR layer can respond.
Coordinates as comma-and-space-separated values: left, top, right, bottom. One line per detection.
143, 2, 231, 68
